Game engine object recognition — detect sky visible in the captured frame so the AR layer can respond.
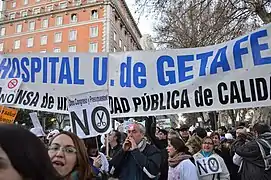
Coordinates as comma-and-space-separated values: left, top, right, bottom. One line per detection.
126, 0, 154, 36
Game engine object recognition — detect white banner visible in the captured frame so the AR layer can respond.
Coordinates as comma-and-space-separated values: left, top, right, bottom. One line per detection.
0, 53, 108, 113
109, 24, 271, 117
0, 24, 271, 117
68, 90, 112, 139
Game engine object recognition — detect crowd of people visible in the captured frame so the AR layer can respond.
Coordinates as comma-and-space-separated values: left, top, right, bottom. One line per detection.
0, 118, 271, 180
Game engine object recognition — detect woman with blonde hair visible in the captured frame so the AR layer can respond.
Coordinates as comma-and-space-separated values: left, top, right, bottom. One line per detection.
193, 137, 230, 180
48, 131, 94, 180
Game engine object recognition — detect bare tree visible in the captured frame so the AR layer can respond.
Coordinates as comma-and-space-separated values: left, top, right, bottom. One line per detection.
135, 0, 271, 24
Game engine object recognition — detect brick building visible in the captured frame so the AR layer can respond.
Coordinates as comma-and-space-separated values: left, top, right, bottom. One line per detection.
0, 0, 142, 54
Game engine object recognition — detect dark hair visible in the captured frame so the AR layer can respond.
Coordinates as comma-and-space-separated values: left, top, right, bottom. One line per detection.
210, 132, 220, 139
112, 130, 122, 144
194, 127, 207, 139
169, 137, 189, 154
0, 124, 61, 180
253, 123, 271, 135
158, 129, 168, 136
50, 131, 93, 180
219, 126, 227, 133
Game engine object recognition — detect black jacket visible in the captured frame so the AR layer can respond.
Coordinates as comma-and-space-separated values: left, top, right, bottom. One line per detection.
109, 143, 161, 180
236, 132, 271, 180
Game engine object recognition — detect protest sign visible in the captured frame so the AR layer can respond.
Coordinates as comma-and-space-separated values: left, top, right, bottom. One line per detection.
195, 157, 222, 176
0, 53, 108, 113
29, 112, 43, 129
157, 119, 171, 129
68, 90, 112, 139
0, 106, 18, 124
108, 24, 271, 117
0, 78, 22, 105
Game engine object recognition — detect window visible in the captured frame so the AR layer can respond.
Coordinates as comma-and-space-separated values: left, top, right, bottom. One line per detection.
33, 8, 40, 15
54, 32, 62, 43
40, 35, 47, 45
119, 39, 122, 48
27, 37, 34, 47
69, 30, 77, 41
24, 0, 28, 5
46, 5, 53, 12
14, 40, 20, 49
21, 11, 27, 17
91, 10, 98, 19
53, 48, 61, 53
89, 42, 98, 52
36, 0, 40, 2
0, 28, 6, 36
113, 47, 116, 52
10, 13, 15, 20
56, 16, 63, 26
0, 43, 3, 51
59, 2, 67, 9
40, 50, 46, 53
12, 2, 16, 8
16, 24, 22, 33
42, 19, 48, 28
29, 21, 35, 31
68, 46, 76, 52
124, 45, 127, 52
70, 14, 77, 23
90, 26, 98, 37
74, 0, 81, 6
113, 32, 117, 41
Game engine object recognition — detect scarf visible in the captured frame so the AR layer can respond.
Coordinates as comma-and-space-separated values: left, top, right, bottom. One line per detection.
200, 150, 213, 157
168, 152, 191, 168
137, 138, 147, 152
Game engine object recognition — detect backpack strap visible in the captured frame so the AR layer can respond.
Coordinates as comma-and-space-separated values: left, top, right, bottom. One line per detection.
256, 139, 271, 170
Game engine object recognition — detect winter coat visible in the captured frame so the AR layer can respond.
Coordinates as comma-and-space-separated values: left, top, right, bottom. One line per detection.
109, 143, 161, 180
193, 152, 230, 180
168, 159, 199, 180
235, 132, 271, 180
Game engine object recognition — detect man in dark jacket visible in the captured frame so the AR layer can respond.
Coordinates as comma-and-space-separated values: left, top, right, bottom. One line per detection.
235, 123, 271, 180
109, 122, 161, 180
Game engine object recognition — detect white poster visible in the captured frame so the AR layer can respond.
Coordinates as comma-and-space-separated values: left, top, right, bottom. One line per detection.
195, 157, 222, 176
109, 24, 271, 117
68, 90, 112, 139
29, 112, 43, 129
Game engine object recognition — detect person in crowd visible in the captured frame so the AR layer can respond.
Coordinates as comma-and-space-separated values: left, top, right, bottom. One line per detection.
167, 137, 199, 180
177, 124, 190, 143
108, 130, 122, 158
218, 126, 227, 140
193, 137, 230, 180
235, 126, 247, 138
145, 117, 169, 180
234, 123, 271, 180
157, 129, 168, 141
186, 134, 202, 155
168, 129, 181, 140
84, 137, 109, 178
193, 127, 207, 139
211, 132, 238, 180
109, 122, 161, 180
0, 124, 61, 180
48, 131, 94, 180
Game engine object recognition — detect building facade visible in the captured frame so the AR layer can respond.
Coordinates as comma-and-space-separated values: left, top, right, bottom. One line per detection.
0, 0, 142, 54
